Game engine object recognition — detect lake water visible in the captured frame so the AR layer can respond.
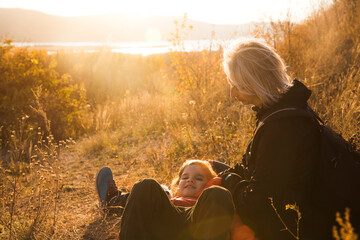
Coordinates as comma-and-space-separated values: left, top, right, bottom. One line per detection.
12, 39, 238, 56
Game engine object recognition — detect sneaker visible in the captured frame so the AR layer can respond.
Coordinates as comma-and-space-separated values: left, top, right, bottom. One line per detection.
95, 167, 118, 208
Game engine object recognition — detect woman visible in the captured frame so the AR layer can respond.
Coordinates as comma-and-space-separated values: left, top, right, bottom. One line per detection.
220, 39, 328, 240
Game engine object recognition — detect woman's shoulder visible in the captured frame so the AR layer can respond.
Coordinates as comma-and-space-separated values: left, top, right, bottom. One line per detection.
253, 108, 321, 147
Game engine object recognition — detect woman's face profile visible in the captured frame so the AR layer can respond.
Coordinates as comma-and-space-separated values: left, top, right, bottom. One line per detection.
230, 85, 262, 107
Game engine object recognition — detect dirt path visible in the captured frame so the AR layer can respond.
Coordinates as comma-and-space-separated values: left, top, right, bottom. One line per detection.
53, 150, 122, 239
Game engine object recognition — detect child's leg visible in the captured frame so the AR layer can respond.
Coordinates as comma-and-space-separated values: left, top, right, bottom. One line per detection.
107, 192, 129, 216
189, 186, 234, 240
119, 178, 188, 240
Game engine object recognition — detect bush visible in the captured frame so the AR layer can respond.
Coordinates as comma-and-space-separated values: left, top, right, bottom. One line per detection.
0, 38, 90, 160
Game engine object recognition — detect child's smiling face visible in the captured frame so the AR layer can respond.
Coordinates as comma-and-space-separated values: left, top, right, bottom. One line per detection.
177, 164, 211, 198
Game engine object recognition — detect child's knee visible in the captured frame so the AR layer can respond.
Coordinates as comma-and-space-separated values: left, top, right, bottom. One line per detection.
202, 186, 233, 203
132, 178, 161, 192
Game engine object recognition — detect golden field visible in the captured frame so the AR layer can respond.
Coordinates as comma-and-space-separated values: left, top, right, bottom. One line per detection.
1, 0, 359, 239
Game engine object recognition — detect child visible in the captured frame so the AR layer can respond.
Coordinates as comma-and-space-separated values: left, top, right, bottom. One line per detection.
95, 160, 229, 214
95, 160, 255, 240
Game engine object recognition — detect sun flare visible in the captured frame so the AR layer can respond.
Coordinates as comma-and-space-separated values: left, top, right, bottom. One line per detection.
145, 27, 162, 42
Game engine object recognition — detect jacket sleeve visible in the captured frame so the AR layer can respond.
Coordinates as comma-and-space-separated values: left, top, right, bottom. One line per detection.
233, 117, 320, 227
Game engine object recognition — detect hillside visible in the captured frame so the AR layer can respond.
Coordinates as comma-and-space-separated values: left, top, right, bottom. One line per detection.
0, 8, 253, 42
1, 0, 360, 239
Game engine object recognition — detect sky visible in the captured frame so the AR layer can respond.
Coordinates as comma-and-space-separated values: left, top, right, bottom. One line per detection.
0, 0, 328, 24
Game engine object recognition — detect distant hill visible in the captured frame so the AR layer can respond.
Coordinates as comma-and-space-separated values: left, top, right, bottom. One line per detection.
0, 8, 255, 42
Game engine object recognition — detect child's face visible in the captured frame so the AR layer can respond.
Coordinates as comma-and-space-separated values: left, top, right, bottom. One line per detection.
178, 164, 210, 198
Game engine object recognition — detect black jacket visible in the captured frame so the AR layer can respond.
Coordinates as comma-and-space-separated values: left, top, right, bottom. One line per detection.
227, 80, 326, 240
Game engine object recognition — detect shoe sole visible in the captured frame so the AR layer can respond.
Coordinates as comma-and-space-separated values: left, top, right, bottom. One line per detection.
95, 167, 113, 209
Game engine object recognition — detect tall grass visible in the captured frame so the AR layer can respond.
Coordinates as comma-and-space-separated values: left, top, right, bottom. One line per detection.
1, 0, 360, 239
0, 115, 74, 239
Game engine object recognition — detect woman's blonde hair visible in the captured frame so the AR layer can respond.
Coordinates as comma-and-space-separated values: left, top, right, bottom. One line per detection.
223, 39, 293, 107
171, 160, 217, 197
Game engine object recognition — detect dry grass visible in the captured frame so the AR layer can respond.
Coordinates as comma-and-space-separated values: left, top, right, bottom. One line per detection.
1, 0, 360, 239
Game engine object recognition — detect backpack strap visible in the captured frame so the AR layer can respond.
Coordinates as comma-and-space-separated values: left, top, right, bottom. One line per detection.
254, 107, 319, 136
306, 106, 325, 125
262, 108, 299, 122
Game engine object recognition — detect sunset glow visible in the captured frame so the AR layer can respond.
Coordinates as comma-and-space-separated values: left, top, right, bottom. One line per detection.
0, 0, 327, 24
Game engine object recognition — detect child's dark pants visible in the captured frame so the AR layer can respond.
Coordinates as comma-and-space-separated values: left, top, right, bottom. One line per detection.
118, 178, 234, 240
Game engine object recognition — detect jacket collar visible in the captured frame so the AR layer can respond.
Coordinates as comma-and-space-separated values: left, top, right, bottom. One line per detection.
253, 79, 312, 121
